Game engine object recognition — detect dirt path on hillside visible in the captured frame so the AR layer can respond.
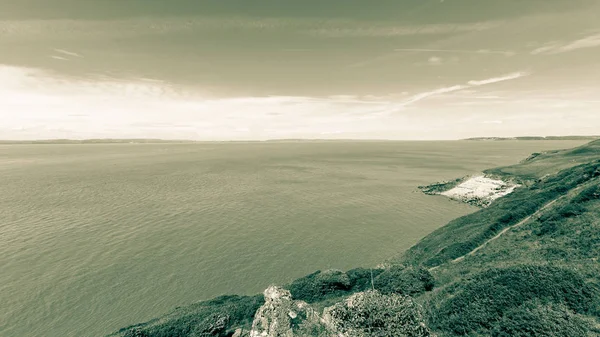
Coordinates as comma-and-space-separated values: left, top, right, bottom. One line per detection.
429, 184, 589, 271
451, 198, 560, 263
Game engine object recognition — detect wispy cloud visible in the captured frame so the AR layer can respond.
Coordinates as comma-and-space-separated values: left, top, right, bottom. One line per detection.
427, 56, 443, 66
402, 85, 466, 106
467, 72, 527, 86
410, 72, 528, 105
50, 55, 69, 61
350, 46, 514, 68
395, 48, 515, 56
309, 21, 501, 38
0, 17, 290, 40
0, 16, 503, 42
374, 72, 529, 115
553, 32, 600, 53
531, 32, 600, 54
54, 48, 83, 58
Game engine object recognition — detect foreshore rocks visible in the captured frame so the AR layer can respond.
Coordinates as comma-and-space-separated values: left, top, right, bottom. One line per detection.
420, 175, 519, 207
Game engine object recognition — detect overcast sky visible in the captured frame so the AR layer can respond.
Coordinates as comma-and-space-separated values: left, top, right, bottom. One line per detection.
1, 0, 599, 140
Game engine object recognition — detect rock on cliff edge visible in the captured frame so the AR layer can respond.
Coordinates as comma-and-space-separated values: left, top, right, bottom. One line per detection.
247, 286, 433, 337
249, 286, 323, 337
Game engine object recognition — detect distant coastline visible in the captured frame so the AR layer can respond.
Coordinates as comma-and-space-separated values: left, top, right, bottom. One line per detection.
464, 136, 600, 141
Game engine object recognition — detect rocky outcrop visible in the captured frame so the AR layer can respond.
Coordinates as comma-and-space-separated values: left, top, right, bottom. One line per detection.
249, 286, 324, 337
249, 286, 434, 337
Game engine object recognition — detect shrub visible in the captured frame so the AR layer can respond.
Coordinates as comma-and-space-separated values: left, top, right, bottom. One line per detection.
325, 290, 433, 337
432, 265, 598, 335
535, 220, 560, 236
373, 265, 435, 296
346, 268, 384, 292
540, 203, 586, 223
535, 202, 587, 236
316, 269, 351, 291
288, 270, 352, 303
558, 203, 587, 217
573, 184, 600, 203
491, 301, 592, 337
120, 295, 263, 337
123, 328, 150, 337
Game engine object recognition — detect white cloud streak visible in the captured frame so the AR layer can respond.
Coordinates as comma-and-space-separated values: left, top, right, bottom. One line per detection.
467, 72, 528, 86
54, 48, 83, 58
402, 85, 466, 106
395, 48, 515, 56
0, 16, 503, 41
308, 21, 501, 38
373, 72, 529, 115
531, 32, 600, 54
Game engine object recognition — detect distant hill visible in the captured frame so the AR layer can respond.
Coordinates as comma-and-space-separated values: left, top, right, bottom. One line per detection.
465, 136, 600, 141
0, 139, 197, 144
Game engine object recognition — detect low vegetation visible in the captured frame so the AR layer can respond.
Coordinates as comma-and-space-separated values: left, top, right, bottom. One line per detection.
116, 295, 263, 337
285, 268, 384, 303
418, 177, 464, 195
491, 300, 593, 337
429, 265, 599, 335
325, 290, 433, 337
373, 266, 434, 296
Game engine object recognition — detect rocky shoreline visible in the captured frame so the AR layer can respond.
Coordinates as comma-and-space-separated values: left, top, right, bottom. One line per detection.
419, 175, 520, 207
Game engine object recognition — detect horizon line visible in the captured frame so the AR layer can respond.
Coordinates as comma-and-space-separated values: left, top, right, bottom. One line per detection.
1, 135, 599, 144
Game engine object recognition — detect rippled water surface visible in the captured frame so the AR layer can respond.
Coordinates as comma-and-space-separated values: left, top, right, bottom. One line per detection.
0, 141, 586, 337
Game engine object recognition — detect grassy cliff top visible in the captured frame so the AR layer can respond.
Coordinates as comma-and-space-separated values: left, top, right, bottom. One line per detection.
484, 139, 600, 182
399, 139, 600, 336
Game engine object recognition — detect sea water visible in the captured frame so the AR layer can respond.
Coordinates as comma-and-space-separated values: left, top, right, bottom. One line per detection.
0, 140, 586, 337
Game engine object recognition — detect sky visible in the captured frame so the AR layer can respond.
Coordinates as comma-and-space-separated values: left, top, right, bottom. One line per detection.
1, 0, 599, 140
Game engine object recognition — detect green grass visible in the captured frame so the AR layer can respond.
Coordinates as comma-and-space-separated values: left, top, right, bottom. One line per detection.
428, 265, 598, 335
112, 295, 263, 337
491, 300, 593, 337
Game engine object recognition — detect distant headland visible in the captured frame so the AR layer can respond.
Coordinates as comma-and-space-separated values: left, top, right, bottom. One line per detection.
464, 136, 600, 141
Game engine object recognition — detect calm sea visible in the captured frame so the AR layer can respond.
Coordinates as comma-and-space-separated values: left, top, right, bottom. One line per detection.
0, 140, 587, 337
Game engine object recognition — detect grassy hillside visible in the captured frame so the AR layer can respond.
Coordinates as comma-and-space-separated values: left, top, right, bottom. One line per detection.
485, 139, 600, 182
111, 140, 600, 337
400, 140, 600, 336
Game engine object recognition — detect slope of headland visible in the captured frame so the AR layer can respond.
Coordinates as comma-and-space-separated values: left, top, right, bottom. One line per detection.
111, 140, 600, 337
